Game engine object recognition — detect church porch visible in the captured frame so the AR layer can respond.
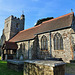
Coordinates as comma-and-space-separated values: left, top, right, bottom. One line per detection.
2, 41, 18, 60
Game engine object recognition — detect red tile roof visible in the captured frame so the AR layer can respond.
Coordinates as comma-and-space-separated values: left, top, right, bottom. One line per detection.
9, 12, 74, 42
2, 41, 18, 50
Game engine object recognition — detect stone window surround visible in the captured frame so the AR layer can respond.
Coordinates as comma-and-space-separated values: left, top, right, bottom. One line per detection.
54, 32, 63, 50
41, 35, 48, 50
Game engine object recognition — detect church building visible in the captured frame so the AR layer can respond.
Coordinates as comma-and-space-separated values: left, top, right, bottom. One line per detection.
1, 11, 75, 62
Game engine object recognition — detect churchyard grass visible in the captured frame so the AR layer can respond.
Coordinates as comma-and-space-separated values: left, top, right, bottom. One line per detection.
0, 56, 1, 60
66, 63, 75, 74
0, 56, 75, 75
0, 56, 23, 75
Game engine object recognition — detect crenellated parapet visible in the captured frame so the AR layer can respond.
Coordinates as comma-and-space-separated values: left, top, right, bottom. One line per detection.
2, 14, 25, 43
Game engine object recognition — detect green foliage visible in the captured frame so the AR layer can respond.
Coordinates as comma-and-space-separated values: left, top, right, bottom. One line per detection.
0, 39, 1, 56
35, 17, 53, 26
0, 57, 23, 75
0, 56, 1, 60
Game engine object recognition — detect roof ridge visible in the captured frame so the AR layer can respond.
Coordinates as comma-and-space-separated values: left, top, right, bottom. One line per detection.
42, 12, 74, 24
19, 13, 73, 33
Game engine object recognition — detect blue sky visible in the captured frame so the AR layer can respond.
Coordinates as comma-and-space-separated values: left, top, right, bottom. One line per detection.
0, 0, 75, 38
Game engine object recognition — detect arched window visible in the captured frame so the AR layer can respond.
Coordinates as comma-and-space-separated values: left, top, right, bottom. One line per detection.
41, 35, 48, 50
54, 33, 63, 50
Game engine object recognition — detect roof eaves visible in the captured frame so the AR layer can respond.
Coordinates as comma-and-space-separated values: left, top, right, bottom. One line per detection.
15, 38, 34, 43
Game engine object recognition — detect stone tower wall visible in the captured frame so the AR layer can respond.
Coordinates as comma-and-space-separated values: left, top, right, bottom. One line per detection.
4, 16, 12, 41
10, 15, 24, 39
3, 15, 25, 41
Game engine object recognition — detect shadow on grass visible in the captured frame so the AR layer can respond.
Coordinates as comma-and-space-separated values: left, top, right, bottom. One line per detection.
0, 60, 23, 75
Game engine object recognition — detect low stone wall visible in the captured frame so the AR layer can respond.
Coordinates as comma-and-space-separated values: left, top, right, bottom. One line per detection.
7, 60, 24, 72
24, 60, 65, 75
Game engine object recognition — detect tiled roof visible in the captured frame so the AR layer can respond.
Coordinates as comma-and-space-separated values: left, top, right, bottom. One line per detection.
2, 41, 18, 50
9, 12, 74, 42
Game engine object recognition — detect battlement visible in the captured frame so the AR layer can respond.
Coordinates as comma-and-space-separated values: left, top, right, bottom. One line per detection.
5, 14, 25, 23
11, 15, 22, 20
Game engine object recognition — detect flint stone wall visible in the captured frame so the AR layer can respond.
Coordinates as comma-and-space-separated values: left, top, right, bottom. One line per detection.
51, 28, 73, 62
17, 39, 37, 60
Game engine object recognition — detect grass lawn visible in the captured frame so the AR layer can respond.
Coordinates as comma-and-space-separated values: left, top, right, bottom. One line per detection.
0, 56, 1, 60
0, 56, 23, 75
66, 63, 75, 74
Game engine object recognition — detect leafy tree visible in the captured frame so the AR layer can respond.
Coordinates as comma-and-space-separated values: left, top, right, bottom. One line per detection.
0, 38, 1, 56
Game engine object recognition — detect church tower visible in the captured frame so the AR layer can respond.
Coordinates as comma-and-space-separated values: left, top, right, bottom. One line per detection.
1, 14, 25, 45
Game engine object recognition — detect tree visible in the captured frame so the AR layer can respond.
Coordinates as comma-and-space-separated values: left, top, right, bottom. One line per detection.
0, 38, 1, 56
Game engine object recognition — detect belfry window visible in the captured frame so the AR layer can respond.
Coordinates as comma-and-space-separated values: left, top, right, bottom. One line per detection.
54, 33, 63, 50
41, 35, 48, 50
